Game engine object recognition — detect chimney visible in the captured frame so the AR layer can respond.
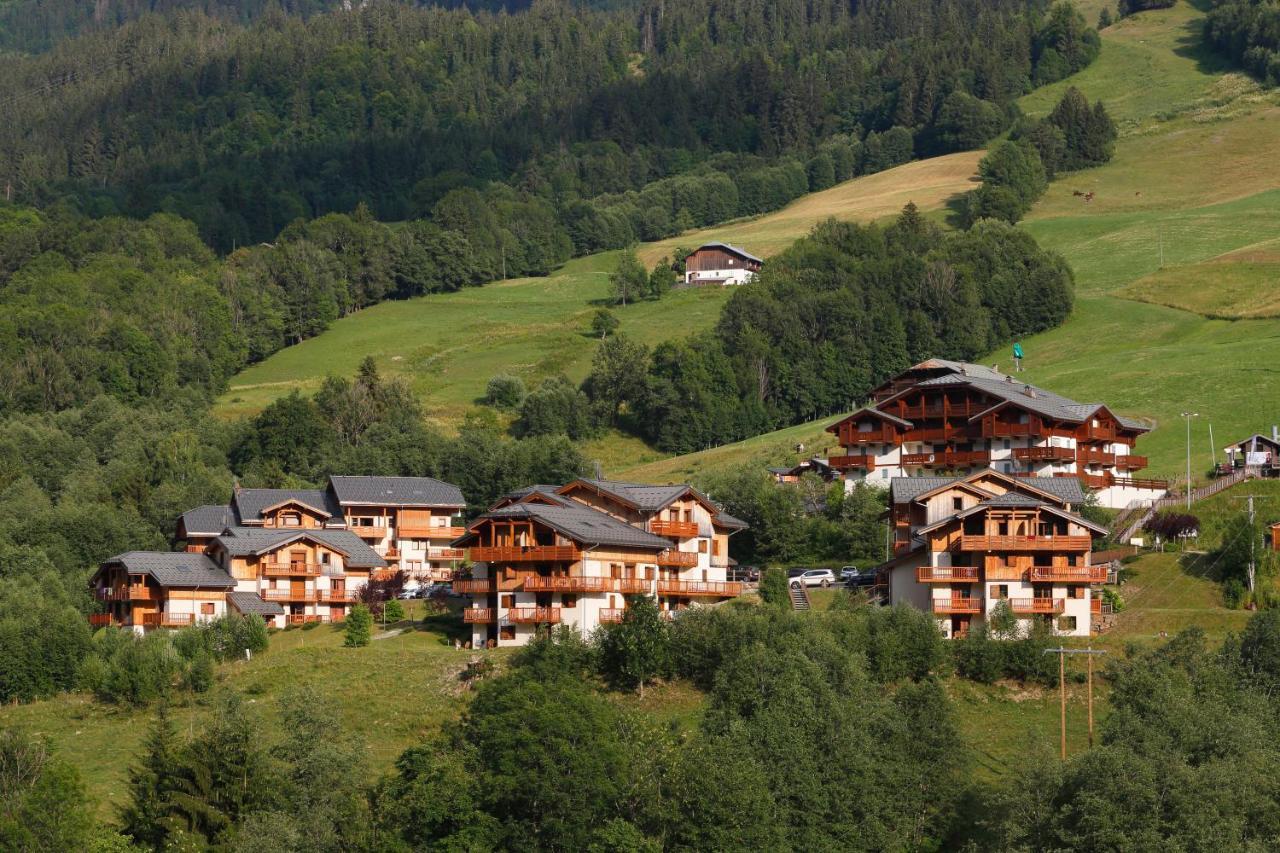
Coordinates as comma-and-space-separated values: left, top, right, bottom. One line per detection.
1023, 385, 1036, 398
1005, 375, 1014, 384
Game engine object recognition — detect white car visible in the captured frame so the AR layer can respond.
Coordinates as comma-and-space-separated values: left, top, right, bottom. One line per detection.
790, 569, 835, 589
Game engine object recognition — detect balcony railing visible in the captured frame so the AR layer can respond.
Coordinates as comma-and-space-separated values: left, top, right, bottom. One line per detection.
287, 614, 329, 625
616, 578, 652, 594
1082, 425, 1119, 441
650, 520, 699, 538
261, 562, 322, 577
960, 535, 1092, 552
400, 525, 467, 540
1114, 455, 1148, 470
1029, 565, 1108, 584
827, 454, 875, 470
507, 606, 562, 624
656, 549, 699, 567
350, 525, 387, 539
1077, 448, 1116, 466
263, 589, 320, 603
318, 589, 356, 603
1013, 446, 1075, 462
141, 613, 195, 628
901, 450, 991, 467
96, 585, 155, 601
1009, 598, 1065, 615
452, 578, 495, 594
469, 545, 581, 563
656, 580, 742, 597
88, 613, 115, 627
599, 608, 626, 624
429, 548, 465, 560
1090, 597, 1102, 614
463, 608, 494, 623
523, 575, 616, 593
932, 596, 982, 614
916, 566, 980, 583
982, 419, 1043, 438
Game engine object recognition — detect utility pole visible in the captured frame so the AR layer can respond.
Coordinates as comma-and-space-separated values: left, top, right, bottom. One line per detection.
1231, 495, 1262, 592
1043, 647, 1107, 760
1180, 412, 1199, 509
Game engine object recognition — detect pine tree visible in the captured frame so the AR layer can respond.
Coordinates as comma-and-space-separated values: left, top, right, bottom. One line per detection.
120, 703, 181, 849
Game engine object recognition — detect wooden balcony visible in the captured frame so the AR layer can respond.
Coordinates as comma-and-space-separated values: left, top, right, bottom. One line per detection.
1114, 455, 1148, 470
523, 575, 615, 593
463, 608, 494, 623
982, 419, 1043, 438
960, 535, 1092, 552
656, 580, 742, 597
900, 427, 962, 443
469, 545, 581, 563
650, 520, 699, 538
599, 608, 626, 624
1090, 597, 1102, 614
656, 549, 699, 567
1009, 598, 1065, 615
1076, 448, 1115, 466
1029, 565, 1108, 584
261, 562, 322, 577
318, 589, 357, 603
141, 613, 195, 628
429, 548, 465, 560
96, 585, 155, 601
932, 596, 982, 614
916, 566, 980, 583
901, 450, 990, 467
350, 525, 387, 539
287, 614, 329, 625
828, 454, 875, 470
1013, 446, 1075, 462
616, 578, 652, 594
263, 589, 320, 603
1081, 425, 1119, 441
507, 606, 562, 624
452, 578, 495, 594
400, 525, 466, 540
1112, 475, 1167, 490
88, 613, 115, 627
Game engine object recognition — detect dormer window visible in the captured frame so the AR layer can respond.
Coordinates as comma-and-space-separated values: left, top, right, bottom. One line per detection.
282, 512, 301, 527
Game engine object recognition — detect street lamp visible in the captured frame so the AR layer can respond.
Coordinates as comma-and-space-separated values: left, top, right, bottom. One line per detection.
1180, 412, 1199, 510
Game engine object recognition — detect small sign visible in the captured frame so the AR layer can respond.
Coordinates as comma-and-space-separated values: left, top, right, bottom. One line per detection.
1012, 342, 1025, 359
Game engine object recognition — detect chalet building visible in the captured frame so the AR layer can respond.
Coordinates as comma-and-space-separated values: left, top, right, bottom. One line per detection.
878, 470, 1108, 638
823, 359, 1166, 508
768, 457, 840, 484
682, 242, 762, 286
1223, 430, 1280, 474
456, 479, 747, 648
178, 475, 466, 584
93, 475, 464, 632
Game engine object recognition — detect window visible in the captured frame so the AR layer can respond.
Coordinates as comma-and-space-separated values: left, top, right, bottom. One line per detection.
320, 552, 330, 565
1003, 439, 1011, 450
1070, 585, 1085, 599
500, 625, 515, 640
500, 594, 515, 609
562, 594, 577, 608
201, 602, 215, 615
991, 584, 1008, 600
952, 497, 963, 511
1057, 616, 1078, 632
282, 512, 300, 527
698, 540, 708, 553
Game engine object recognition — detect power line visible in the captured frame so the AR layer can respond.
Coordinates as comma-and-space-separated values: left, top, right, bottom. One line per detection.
1042, 646, 1107, 759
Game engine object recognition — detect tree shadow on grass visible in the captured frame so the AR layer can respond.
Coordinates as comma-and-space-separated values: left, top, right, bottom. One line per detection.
1171, 3, 1235, 77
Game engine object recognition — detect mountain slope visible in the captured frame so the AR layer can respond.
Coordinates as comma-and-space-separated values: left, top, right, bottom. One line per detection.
621, 1, 1280, 485
214, 152, 982, 425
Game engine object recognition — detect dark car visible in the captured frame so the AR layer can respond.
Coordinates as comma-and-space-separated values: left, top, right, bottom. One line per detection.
843, 567, 879, 588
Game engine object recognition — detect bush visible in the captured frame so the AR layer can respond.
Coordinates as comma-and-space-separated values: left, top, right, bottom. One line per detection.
182, 652, 215, 693
345, 604, 373, 647
758, 568, 789, 608
590, 308, 620, 339
384, 599, 405, 622
484, 374, 526, 410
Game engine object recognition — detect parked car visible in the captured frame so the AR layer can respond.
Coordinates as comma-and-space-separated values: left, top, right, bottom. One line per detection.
396, 588, 417, 600
790, 568, 835, 589
842, 567, 878, 588
739, 566, 760, 583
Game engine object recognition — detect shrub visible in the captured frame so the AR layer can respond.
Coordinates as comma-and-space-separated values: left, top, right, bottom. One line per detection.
758, 568, 789, 608
345, 604, 373, 647
182, 652, 215, 693
384, 599, 405, 622
484, 374, 526, 410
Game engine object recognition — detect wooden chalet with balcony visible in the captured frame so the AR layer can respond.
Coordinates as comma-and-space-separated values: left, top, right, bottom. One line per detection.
90, 552, 237, 631
823, 359, 1165, 508
456, 479, 747, 647
682, 242, 762, 287
878, 471, 1108, 638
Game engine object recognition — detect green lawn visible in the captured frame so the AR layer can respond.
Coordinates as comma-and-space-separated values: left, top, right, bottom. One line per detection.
0, 603, 491, 818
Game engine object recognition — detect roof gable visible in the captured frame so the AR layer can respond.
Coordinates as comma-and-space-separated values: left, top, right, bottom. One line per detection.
328, 475, 464, 508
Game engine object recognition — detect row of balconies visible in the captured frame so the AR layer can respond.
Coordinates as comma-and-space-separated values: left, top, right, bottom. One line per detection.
261, 588, 357, 603
350, 524, 466, 540
649, 520, 699, 538
454, 577, 742, 597
464, 606, 686, 625
958, 534, 1092, 552
916, 565, 1107, 583
465, 544, 699, 567
931, 596, 1072, 615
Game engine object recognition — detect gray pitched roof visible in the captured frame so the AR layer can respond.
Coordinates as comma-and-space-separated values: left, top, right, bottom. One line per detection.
980, 493, 1044, 507
471, 503, 673, 550
889, 473, 1085, 507
910, 371, 1152, 433
328, 475, 464, 508
103, 552, 236, 588
1014, 476, 1085, 505
212, 527, 387, 567
689, 241, 763, 264
179, 504, 235, 536
227, 591, 285, 617
713, 510, 749, 530
498, 485, 576, 507
570, 479, 692, 512
232, 488, 343, 523
889, 477, 967, 503
916, 496, 1107, 537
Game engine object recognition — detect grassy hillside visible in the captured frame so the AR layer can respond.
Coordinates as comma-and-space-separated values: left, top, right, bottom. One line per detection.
213, 153, 982, 426
623, 1, 1280, 485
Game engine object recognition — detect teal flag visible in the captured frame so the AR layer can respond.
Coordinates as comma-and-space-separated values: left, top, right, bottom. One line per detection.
1012, 342, 1024, 359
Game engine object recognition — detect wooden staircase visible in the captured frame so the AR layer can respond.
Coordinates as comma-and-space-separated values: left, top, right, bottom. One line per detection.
1113, 467, 1255, 543
790, 584, 811, 611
